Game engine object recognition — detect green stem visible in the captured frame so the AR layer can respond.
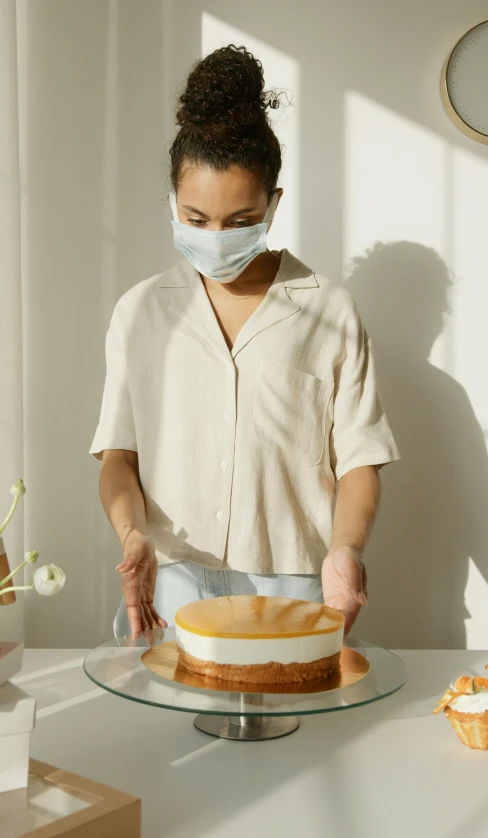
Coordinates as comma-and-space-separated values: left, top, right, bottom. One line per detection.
0, 495, 19, 536
0, 558, 28, 589
0, 583, 34, 595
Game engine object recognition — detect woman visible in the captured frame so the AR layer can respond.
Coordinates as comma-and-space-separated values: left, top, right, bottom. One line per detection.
89, 45, 400, 641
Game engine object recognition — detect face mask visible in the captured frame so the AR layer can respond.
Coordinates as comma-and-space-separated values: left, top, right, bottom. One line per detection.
169, 189, 279, 283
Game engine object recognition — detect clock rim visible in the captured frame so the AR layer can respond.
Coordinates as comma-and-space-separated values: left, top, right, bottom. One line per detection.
440, 19, 488, 144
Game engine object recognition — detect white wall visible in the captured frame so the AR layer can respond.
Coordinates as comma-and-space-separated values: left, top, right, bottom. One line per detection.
16, 0, 488, 648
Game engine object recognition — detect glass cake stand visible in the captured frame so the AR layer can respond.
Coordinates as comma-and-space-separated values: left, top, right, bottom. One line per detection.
84, 628, 407, 741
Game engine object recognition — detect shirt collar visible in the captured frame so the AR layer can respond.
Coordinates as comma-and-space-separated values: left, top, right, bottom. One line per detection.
156, 248, 319, 361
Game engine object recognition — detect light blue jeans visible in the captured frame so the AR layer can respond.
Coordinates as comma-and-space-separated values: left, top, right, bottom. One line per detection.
113, 560, 323, 639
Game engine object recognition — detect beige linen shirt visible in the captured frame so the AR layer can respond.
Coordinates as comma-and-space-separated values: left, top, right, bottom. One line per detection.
90, 247, 400, 574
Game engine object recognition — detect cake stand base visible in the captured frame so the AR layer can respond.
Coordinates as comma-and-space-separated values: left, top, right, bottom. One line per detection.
194, 713, 299, 741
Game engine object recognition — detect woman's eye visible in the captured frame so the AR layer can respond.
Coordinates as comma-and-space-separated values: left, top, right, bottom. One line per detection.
188, 219, 252, 228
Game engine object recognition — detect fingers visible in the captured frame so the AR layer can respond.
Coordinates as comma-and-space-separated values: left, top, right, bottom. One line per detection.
324, 599, 360, 635
148, 602, 167, 629
126, 602, 166, 642
125, 606, 150, 644
323, 589, 364, 635
119, 559, 164, 640
361, 564, 368, 602
140, 603, 152, 633
121, 627, 164, 647
142, 602, 160, 631
143, 626, 165, 646
125, 583, 149, 635
323, 593, 348, 612
126, 603, 143, 637
325, 550, 368, 608
342, 601, 362, 636
347, 572, 367, 627
341, 554, 364, 591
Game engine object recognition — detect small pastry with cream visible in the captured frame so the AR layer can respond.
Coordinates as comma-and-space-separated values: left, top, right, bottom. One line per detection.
433, 666, 488, 749
175, 595, 345, 685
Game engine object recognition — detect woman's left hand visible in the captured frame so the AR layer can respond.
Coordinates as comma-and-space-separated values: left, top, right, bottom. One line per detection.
321, 546, 368, 635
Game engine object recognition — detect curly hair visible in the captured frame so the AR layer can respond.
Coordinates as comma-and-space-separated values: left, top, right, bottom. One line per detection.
168, 44, 285, 198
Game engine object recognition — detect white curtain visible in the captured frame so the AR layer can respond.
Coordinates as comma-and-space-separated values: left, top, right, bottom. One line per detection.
0, 0, 24, 641
1, 0, 177, 647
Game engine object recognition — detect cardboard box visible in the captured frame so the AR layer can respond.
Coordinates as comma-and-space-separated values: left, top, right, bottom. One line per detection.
0, 758, 141, 837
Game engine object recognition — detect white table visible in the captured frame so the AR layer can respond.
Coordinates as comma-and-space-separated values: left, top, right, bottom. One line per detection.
9, 648, 488, 838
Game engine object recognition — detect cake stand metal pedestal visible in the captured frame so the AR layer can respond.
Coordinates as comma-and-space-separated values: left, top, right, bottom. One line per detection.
194, 691, 299, 740
193, 713, 299, 740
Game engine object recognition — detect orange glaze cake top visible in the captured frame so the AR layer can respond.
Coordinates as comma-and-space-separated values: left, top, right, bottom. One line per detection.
175, 595, 345, 639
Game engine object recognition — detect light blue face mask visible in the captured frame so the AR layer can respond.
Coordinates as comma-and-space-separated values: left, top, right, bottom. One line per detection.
169, 189, 279, 283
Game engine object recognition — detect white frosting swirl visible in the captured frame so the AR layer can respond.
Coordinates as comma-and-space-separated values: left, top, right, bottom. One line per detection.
449, 687, 488, 714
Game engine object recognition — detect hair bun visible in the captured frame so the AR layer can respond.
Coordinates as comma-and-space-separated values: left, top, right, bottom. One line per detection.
176, 44, 277, 128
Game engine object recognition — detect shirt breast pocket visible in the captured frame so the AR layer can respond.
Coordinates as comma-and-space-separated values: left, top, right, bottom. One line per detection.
249, 356, 334, 466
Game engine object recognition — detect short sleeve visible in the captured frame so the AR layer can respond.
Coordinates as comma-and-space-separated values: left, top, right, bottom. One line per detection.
329, 299, 400, 481
89, 303, 137, 462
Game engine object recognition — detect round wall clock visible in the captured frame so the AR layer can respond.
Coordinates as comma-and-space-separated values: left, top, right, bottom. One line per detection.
441, 20, 488, 144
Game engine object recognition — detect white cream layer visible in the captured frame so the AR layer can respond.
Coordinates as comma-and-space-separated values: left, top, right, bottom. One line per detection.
175, 624, 343, 666
450, 689, 488, 714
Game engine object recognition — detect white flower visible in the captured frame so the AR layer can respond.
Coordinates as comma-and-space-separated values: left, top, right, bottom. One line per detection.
10, 479, 26, 497
33, 563, 65, 596
25, 550, 39, 564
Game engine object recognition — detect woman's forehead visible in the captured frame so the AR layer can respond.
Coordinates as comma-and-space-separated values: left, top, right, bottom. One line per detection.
177, 165, 266, 214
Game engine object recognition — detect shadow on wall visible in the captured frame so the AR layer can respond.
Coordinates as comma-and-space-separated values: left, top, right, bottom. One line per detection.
346, 241, 488, 650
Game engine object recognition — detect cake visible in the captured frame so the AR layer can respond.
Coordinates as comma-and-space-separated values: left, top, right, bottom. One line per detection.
433, 666, 488, 749
175, 595, 345, 684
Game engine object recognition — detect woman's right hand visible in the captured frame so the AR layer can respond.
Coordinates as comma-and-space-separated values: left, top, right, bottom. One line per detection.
115, 530, 167, 639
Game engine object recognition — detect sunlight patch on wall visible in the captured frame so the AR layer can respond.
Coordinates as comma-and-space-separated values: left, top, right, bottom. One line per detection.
202, 13, 300, 255
344, 90, 449, 370
465, 558, 488, 649
344, 90, 447, 259
451, 146, 488, 437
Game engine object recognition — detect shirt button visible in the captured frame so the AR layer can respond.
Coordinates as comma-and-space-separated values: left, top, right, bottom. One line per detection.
221, 460, 228, 469
216, 511, 224, 520
224, 412, 231, 421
